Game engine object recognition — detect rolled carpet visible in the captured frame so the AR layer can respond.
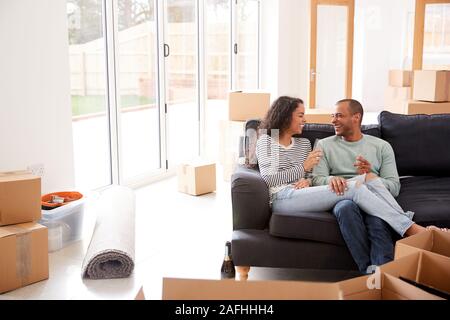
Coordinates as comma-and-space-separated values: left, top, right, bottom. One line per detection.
81, 186, 135, 279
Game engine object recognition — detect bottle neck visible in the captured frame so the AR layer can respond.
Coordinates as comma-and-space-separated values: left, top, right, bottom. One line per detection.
224, 242, 232, 260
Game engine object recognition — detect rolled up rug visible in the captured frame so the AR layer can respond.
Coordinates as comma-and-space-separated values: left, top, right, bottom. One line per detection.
81, 186, 135, 279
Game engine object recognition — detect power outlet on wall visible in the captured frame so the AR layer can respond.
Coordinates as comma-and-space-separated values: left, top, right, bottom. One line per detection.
27, 163, 45, 177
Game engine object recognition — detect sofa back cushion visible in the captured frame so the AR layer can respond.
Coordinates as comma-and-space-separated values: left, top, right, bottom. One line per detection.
379, 111, 450, 176
243, 120, 381, 166
300, 123, 381, 149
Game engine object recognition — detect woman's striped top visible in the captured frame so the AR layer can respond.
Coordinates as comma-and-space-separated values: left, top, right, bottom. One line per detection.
256, 134, 311, 201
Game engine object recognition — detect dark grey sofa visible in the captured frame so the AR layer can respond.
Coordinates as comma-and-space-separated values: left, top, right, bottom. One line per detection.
231, 111, 450, 272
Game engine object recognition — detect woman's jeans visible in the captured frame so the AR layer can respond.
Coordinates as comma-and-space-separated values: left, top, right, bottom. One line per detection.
272, 175, 414, 237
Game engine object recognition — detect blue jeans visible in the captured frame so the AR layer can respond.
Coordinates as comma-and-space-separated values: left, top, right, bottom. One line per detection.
333, 200, 394, 273
271, 175, 414, 236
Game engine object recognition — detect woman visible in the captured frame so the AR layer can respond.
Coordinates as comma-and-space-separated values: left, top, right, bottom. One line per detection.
256, 96, 448, 237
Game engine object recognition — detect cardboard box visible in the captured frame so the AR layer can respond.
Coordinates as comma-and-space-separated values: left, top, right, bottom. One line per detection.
395, 229, 450, 260
0, 171, 41, 226
389, 70, 413, 87
162, 277, 341, 300
406, 100, 450, 115
338, 272, 443, 300
384, 86, 412, 114
228, 91, 270, 121
0, 222, 49, 294
412, 70, 450, 102
381, 250, 450, 297
304, 108, 334, 124
177, 161, 216, 196
218, 120, 245, 166
135, 286, 145, 300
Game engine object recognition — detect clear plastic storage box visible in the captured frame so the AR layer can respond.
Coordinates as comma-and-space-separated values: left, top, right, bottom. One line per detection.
39, 198, 85, 252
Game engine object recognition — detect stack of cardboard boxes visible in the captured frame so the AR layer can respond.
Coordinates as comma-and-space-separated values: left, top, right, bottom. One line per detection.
220, 91, 270, 182
408, 70, 450, 115
0, 171, 49, 294
385, 70, 413, 114
386, 69, 450, 115
160, 229, 450, 300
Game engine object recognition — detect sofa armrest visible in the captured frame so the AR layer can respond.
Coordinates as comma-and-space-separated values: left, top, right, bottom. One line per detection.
231, 164, 271, 230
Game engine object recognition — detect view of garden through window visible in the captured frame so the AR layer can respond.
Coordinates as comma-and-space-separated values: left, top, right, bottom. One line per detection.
67, 0, 259, 190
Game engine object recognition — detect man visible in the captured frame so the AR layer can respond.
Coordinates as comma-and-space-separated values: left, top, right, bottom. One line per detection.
312, 99, 399, 274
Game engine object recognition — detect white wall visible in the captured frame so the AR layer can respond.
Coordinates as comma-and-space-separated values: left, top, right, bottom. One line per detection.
352, 0, 414, 111
260, 0, 309, 104
0, 0, 75, 193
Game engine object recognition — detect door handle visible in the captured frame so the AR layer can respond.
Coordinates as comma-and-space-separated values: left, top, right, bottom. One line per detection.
164, 43, 170, 57
310, 69, 317, 81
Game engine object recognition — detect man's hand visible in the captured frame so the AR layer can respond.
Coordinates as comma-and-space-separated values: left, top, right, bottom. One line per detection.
329, 176, 347, 195
354, 155, 371, 174
293, 178, 311, 189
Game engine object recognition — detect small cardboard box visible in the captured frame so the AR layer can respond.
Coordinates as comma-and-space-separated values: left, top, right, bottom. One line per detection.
0, 222, 49, 294
395, 229, 450, 260
389, 70, 413, 87
0, 171, 41, 226
412, 70, 450, 102
384, 86, 412, 114
381, 250, 450, 298
338, 272, 443, 300
406, 100, 450, 115
228, 91, 270, 121
162, 277, 341, 300
177, 162, 216, 196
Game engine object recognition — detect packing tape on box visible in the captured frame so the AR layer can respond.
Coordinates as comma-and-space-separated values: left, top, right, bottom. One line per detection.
5, 226, 32, 286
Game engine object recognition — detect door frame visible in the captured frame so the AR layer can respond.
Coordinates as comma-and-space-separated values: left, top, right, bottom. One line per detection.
412, 0, 450, 70
309, 0, 354, 108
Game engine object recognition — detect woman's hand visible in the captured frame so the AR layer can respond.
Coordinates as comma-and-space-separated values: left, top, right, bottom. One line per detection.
303, 150, 323, 171
293, 178, 311, 189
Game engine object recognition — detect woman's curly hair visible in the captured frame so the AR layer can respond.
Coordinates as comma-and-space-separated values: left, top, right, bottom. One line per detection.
259, 96, 304, 136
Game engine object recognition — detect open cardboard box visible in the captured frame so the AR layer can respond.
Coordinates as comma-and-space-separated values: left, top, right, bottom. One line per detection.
338, 272, 443, 300
162, 277, 342, 300
381, 250, 450, 298
155, 235, 450, 301
161, 266, 448, 300
395, 229, 450, 260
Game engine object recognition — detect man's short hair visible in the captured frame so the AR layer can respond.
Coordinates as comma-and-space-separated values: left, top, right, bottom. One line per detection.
336, 99, 364, 124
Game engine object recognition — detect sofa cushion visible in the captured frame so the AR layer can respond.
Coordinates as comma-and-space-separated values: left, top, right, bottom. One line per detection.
379, 111, 450, 176
397, 176, 450, 228
300, 123, 381, 149
269, 210, 346, 246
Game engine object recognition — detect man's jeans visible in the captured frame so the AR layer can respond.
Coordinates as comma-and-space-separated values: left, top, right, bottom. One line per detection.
333, 200, 394, 273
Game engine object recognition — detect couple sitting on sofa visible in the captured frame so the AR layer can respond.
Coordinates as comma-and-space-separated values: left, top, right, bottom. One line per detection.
256, 96, 449, 274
